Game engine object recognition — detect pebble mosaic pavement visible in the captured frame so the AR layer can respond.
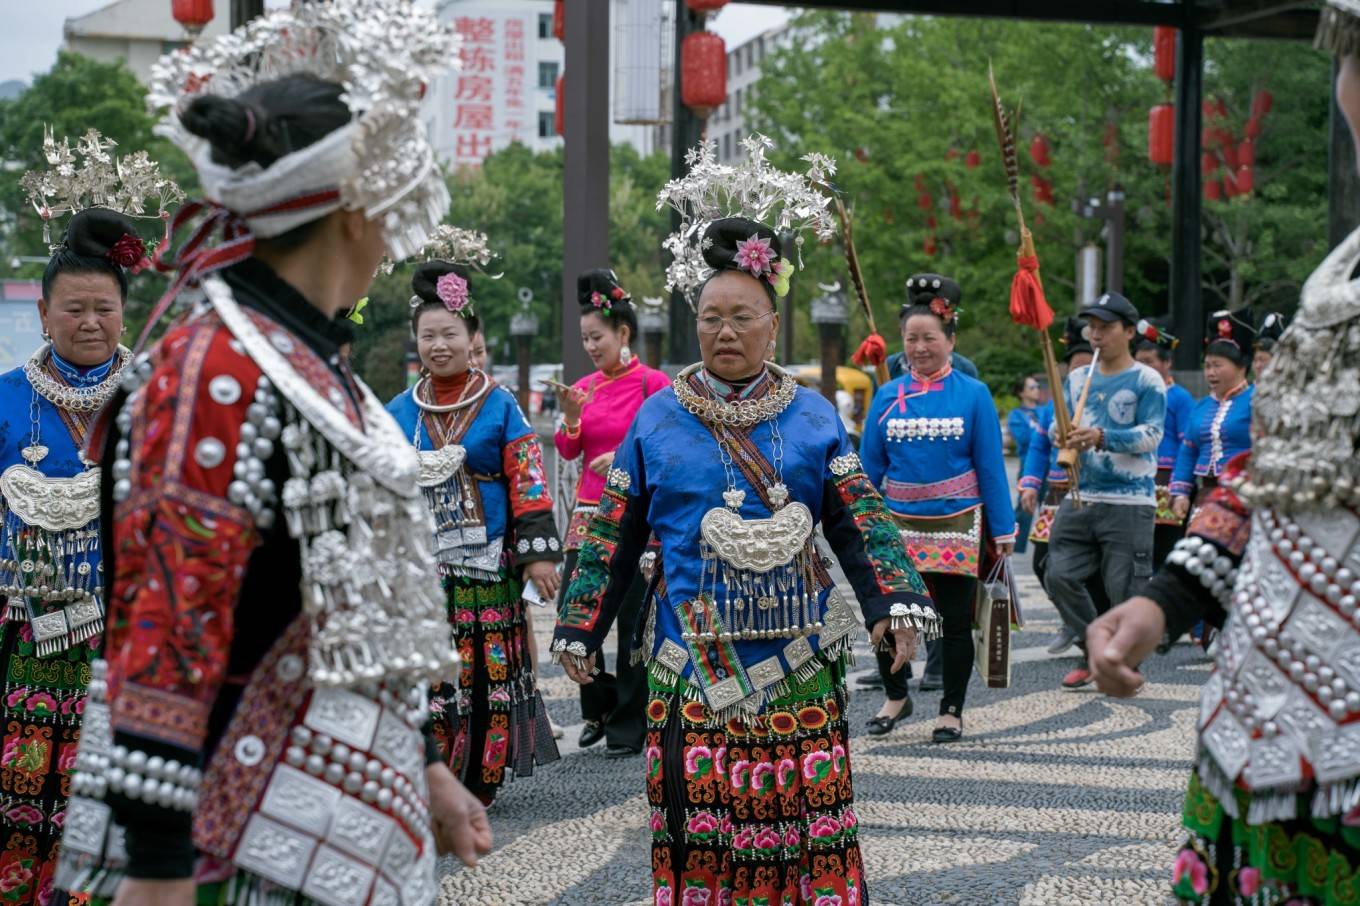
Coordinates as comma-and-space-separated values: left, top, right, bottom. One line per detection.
438, 551, 1203, 906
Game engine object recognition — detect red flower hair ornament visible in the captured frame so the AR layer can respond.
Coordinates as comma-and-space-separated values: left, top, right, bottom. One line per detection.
930, 297, 956, 324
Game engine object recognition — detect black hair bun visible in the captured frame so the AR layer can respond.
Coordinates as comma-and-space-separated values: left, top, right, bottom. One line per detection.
63, 207, 143, 267
411, 260, 471, 306
181, 94, 265, 165
701, 217, 782, 275
180, 75, 347, 169
904, 273, 962, 309
577, 268, 631, 313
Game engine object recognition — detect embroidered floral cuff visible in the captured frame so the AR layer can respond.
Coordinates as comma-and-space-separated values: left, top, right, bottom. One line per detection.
1018, 475, 1043, 493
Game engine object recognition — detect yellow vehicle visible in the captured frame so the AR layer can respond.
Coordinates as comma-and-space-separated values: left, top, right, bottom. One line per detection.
791, 364, 875, 439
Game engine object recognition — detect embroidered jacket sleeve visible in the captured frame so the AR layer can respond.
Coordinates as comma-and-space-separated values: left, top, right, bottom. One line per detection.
501, 392, 562, 565
553, 428, 652, 658
972, 388, 1017, 543
1144, 452, 1251, 641
101, 326, 266, 878
858, 382, 893, 490
1102, 375, 1165, 454
1170, 404, 1203, 497
820, 435, 935, 633
1019, 406, 1053, 492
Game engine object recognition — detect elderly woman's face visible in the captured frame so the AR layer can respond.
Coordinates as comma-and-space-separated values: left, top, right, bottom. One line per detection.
696, 271, 779, 382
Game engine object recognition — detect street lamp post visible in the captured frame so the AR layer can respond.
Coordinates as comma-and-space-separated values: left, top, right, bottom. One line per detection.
637, 297, 667, 368
510, 288, 539, 413
810, 282, 848, 405
1073, 182, 1126, 296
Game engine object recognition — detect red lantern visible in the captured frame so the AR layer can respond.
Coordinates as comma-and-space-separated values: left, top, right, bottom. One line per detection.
686, 0, 730, 10
916, 192, 934, 212
854, 147, 870, 163
172, 0, 213, 32
1201, 151, 1218, 175
552, 0, 564, 41
926, 214, 938, 230
1148, 104, 1175, 167
681, 32, 726, 116
964, 150, 980, 169
923, 234, 937, 257
1153, 27, 1177, 83
1236, 165, 1254, 195
1102, 122, 1120, 163
1029, 133, 1051, 168
1244, 116, 1262, 140
948, 185, 962, 221
554, 73, 565, 136
1222, 167, 1239, 198
1221, 143, 1238, 170
1251, 89, 1274, 119
944, 148, 959, 162
1238, 140, 1254, 167
1205, 179, 1222, 201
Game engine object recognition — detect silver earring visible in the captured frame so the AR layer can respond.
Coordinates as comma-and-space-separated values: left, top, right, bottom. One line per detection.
619, 344, 632, 366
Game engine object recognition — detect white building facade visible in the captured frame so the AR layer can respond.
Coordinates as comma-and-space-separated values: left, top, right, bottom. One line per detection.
63, 0, 229, 84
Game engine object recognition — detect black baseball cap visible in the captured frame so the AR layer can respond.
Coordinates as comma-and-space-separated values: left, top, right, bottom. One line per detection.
1078, 292, 1139, 326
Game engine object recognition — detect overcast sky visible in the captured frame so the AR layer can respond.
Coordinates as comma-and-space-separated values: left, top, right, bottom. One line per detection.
1, 1, 792, 86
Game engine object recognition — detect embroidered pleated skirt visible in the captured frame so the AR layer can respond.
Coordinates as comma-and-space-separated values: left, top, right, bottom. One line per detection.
645, 654, 867, 906
1171, 771, 1360, 905
0, 620, 96, 906
430, 571, 559, 801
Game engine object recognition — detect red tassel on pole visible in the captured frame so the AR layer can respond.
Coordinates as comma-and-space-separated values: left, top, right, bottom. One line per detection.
852, 333, 887, 368
1009, 253, 1054, 331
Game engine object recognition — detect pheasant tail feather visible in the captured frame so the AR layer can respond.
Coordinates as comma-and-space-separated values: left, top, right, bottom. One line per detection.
988, 63, 1020, 205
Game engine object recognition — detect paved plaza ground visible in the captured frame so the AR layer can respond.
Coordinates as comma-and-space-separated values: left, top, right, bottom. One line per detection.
438, 554, 1201, 906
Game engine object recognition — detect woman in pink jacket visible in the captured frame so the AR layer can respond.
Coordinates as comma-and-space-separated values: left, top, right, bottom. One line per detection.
555, 268, 669, 756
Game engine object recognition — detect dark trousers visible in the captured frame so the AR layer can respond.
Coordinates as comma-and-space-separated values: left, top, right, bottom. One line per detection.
1153, 521, 1185, 571
562, 550, 648, 750
1032, 540, 1112, 616
1045, 500, 1155, 644
876, 572, 977, 717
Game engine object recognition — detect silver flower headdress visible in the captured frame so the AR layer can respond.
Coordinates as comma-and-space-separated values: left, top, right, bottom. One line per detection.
20, 126, 184, 247
405, 226, 500, 319
147, 0, 459, 260
656, 134, 837, 306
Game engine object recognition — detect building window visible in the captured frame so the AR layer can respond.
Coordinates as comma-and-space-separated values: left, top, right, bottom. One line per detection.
538, 60, 559, 89
734, 88, 742, 117
538, 110, 555, 138
746, 44, 754, 67
734, 51, 742, 76
538, 12, 553, 39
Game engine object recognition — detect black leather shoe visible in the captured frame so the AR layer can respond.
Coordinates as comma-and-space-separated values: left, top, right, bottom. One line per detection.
865, 696, 913, 736
604, 744, 642, 759
855, 673, 885, 689
931, 721, 963, 744
578, 719, 605, 748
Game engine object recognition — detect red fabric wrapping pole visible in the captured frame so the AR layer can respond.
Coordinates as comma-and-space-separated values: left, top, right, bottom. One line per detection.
1009, 254, 1054, 331
852, 332, 887, 368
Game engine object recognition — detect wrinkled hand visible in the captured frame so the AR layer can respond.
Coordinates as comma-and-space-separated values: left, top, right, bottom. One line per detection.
1172, 496, 1191, 521
561, 387, 586, 424
588, 450, 615, 476
870, 619, 918, 674
561, 651, 595, 685
112, 879, 196, 906
1019, 488, 1039, 514
1087, 596, 1167, 698
996, 541, 1015, 558
1066, 427, 1102, 451
523, 560, 560, 601
427, 762, 493, 865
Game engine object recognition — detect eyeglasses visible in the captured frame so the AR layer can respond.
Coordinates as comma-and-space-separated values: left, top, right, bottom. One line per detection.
697, 311, 775, 335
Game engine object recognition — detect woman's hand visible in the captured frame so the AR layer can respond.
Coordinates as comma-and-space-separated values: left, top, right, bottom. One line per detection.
870, 619, 918, 674
1172, 496, 1191, 520
587, 450, 615, 476
561, 652, 595, 685
997, 540, 1015, 558
561, 386, 587, 425
523, 560, 560, 601
426, 762, 493, 865
112, 879, 196, 906
1086, 596, 1167, 697
1019, 488, 1039, 514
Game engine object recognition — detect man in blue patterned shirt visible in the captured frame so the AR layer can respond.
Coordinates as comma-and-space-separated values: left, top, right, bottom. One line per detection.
1044, 292, 1166, 690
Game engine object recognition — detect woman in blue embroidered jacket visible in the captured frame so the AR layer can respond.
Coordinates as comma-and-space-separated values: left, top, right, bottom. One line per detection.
0, 207, 139, 906
553, 216, 937, 906
1170, 309, 1256, 522
387, 261, 562, 804
861, 274, 1016, 744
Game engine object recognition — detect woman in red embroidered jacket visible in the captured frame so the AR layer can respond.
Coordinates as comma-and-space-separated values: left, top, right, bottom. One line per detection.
54, 8, 492, 906
386, 261, 562, 804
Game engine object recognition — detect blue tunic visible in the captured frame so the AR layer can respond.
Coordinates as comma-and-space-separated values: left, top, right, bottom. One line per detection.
1170, 385, 1254, 497
860, 370, 1016, 542
1007, 404, 1041, 466
1159, 381, 1196, 471
555, 377, 933, 715
386, 382, 538, 547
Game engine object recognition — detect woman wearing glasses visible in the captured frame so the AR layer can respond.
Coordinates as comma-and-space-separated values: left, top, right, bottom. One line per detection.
860, 274, 1016, 743
553, 171, 937, 902
554, 269, 668, 757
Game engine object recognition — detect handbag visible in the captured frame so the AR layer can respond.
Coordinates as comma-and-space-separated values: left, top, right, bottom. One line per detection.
973, 555, 1024, 688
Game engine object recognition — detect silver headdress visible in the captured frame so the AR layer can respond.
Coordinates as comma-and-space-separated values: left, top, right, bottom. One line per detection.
20, 127, 184, 247
1317, 0, 1360, 56
656, 134, 837, 306
389, 224, 498, 277
147, 0, 459, 260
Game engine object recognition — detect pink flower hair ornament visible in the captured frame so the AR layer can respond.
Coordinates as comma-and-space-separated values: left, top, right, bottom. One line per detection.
589, 290, 613, 315
436, 272, 473, 317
